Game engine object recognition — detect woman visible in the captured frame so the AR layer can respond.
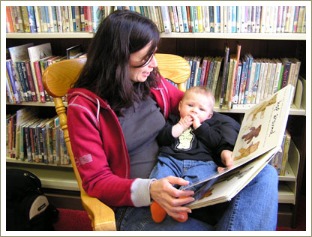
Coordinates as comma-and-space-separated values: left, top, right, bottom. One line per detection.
67, 10, 278, 231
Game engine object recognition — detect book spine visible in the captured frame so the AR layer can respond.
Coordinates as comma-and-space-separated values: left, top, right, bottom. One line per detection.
211, 57, 222, 97
280, 131, 291, 176
24, 124, 32, 162
238, 60, 247, 104
281, 59, 291, 88
206, 59, 215, 89
181, 6, 189, 33
297, 6, 305, 33
19, 61, 33, 101
24, 60, 38, 102
6, 75, 15, 104
74, 6, 81, 32
11, 6, 24, 33
26, 6, 37, 33
160, 6, 172, 34
6, 6, 15, 33
19, 124, 25, 160
168, 6, 176, 32
29, 124, 36, 162
219, 46, 230, 108
197, 6, 204, 33
251, 61, 261, 104
223, 6, 228, 33
20, 6, 30, 33
6, 60, 21, 103
225, 57, 234, 103
232, 61, 242, 105
229, 44, 241, 108
199, 58, 208, 86
33, 61, 46, 103
203, 6, 210, 32
215, 6, 221, 33
34, 6, 43, 32
176, 6, 184, 33
172, 6, 180, 32
209, 6, 214, 32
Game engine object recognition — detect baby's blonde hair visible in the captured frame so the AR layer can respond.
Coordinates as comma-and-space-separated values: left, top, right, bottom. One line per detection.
183, 86, 215, 109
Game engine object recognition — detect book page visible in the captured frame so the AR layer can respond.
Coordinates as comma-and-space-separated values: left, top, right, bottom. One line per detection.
232, 84, 294, 163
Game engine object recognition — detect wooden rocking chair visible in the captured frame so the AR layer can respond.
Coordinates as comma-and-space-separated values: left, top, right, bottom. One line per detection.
42, 53, 190, 230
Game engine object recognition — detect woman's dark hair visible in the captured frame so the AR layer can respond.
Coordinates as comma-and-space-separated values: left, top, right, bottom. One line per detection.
73, 10, 160, 114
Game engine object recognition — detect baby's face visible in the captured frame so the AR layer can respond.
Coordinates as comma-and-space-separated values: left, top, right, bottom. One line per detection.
179, 92, 213, 123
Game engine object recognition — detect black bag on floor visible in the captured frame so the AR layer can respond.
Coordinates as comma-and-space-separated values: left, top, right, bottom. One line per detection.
6, 169, 59, 231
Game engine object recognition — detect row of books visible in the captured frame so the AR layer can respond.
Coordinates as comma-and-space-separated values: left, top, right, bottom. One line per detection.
269, 130, 292, 176
6, 108, 70, 165
5, 41, 303, 112
6, 42, 84, 104
182, 45, 302, 109
159, 6, 306, 34
6, 5, 306, 34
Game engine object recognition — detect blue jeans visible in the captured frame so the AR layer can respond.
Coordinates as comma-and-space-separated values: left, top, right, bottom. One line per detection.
149, 154, 218, 191
115, 165, 278, 231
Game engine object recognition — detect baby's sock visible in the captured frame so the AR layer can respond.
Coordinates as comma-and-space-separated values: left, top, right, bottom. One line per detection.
150, 201, 188, 223
150, 201, 166, 223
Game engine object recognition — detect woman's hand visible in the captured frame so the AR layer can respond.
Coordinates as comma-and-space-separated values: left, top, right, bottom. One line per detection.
218, 150, 234, 173
150, 176, 194, 221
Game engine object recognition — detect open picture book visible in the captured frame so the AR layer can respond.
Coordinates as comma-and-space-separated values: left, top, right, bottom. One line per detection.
182, 84, 295, 209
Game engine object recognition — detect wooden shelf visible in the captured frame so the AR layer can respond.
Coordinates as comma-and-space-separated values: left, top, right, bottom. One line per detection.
160, 32, 306, 41
7, 161, 78, 191
278, 183, 296, 204
6, 102, 56, 107
213, 104, 305, 116
6, 32, 95, 39
7, 32, 306, 41
279, 163, 296, 182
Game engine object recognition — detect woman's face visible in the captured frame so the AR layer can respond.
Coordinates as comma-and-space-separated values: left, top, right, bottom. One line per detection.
129, 42, 158, 83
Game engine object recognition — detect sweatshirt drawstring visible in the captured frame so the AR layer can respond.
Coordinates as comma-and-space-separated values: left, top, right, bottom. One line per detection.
96, 98, 100, 122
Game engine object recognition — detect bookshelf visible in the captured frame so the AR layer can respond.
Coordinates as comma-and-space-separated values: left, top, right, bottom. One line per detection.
5, 5, 307, 228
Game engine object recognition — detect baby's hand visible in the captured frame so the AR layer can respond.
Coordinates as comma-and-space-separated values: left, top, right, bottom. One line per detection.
172, 116, 193, 137
178, 116, 193, 130
190, 114, 201, 129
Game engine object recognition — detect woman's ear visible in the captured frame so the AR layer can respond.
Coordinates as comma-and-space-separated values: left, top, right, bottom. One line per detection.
207, 112, 213, 119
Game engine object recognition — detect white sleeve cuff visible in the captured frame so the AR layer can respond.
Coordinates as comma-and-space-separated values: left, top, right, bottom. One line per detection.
130, 178, 156, 207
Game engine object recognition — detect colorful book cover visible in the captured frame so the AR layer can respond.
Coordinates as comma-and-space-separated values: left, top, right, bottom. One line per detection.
183, 85, 294, 209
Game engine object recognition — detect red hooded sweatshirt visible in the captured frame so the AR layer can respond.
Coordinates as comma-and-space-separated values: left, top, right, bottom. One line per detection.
67, 77, 183, 208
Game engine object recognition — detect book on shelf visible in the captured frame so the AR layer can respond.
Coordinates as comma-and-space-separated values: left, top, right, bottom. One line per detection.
66, 44, 83, 59
8, 43, 35, 102
6, 60, 22, 104
298, 76, 306, 109
27, 43, 53, 102
279, 130, 291, 176
181, 84, 294, 209
219, 46, 230, 108
228, 44, 241, 108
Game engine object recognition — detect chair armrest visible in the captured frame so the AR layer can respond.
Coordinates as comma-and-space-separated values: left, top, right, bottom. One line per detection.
80, 189, 116, 231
